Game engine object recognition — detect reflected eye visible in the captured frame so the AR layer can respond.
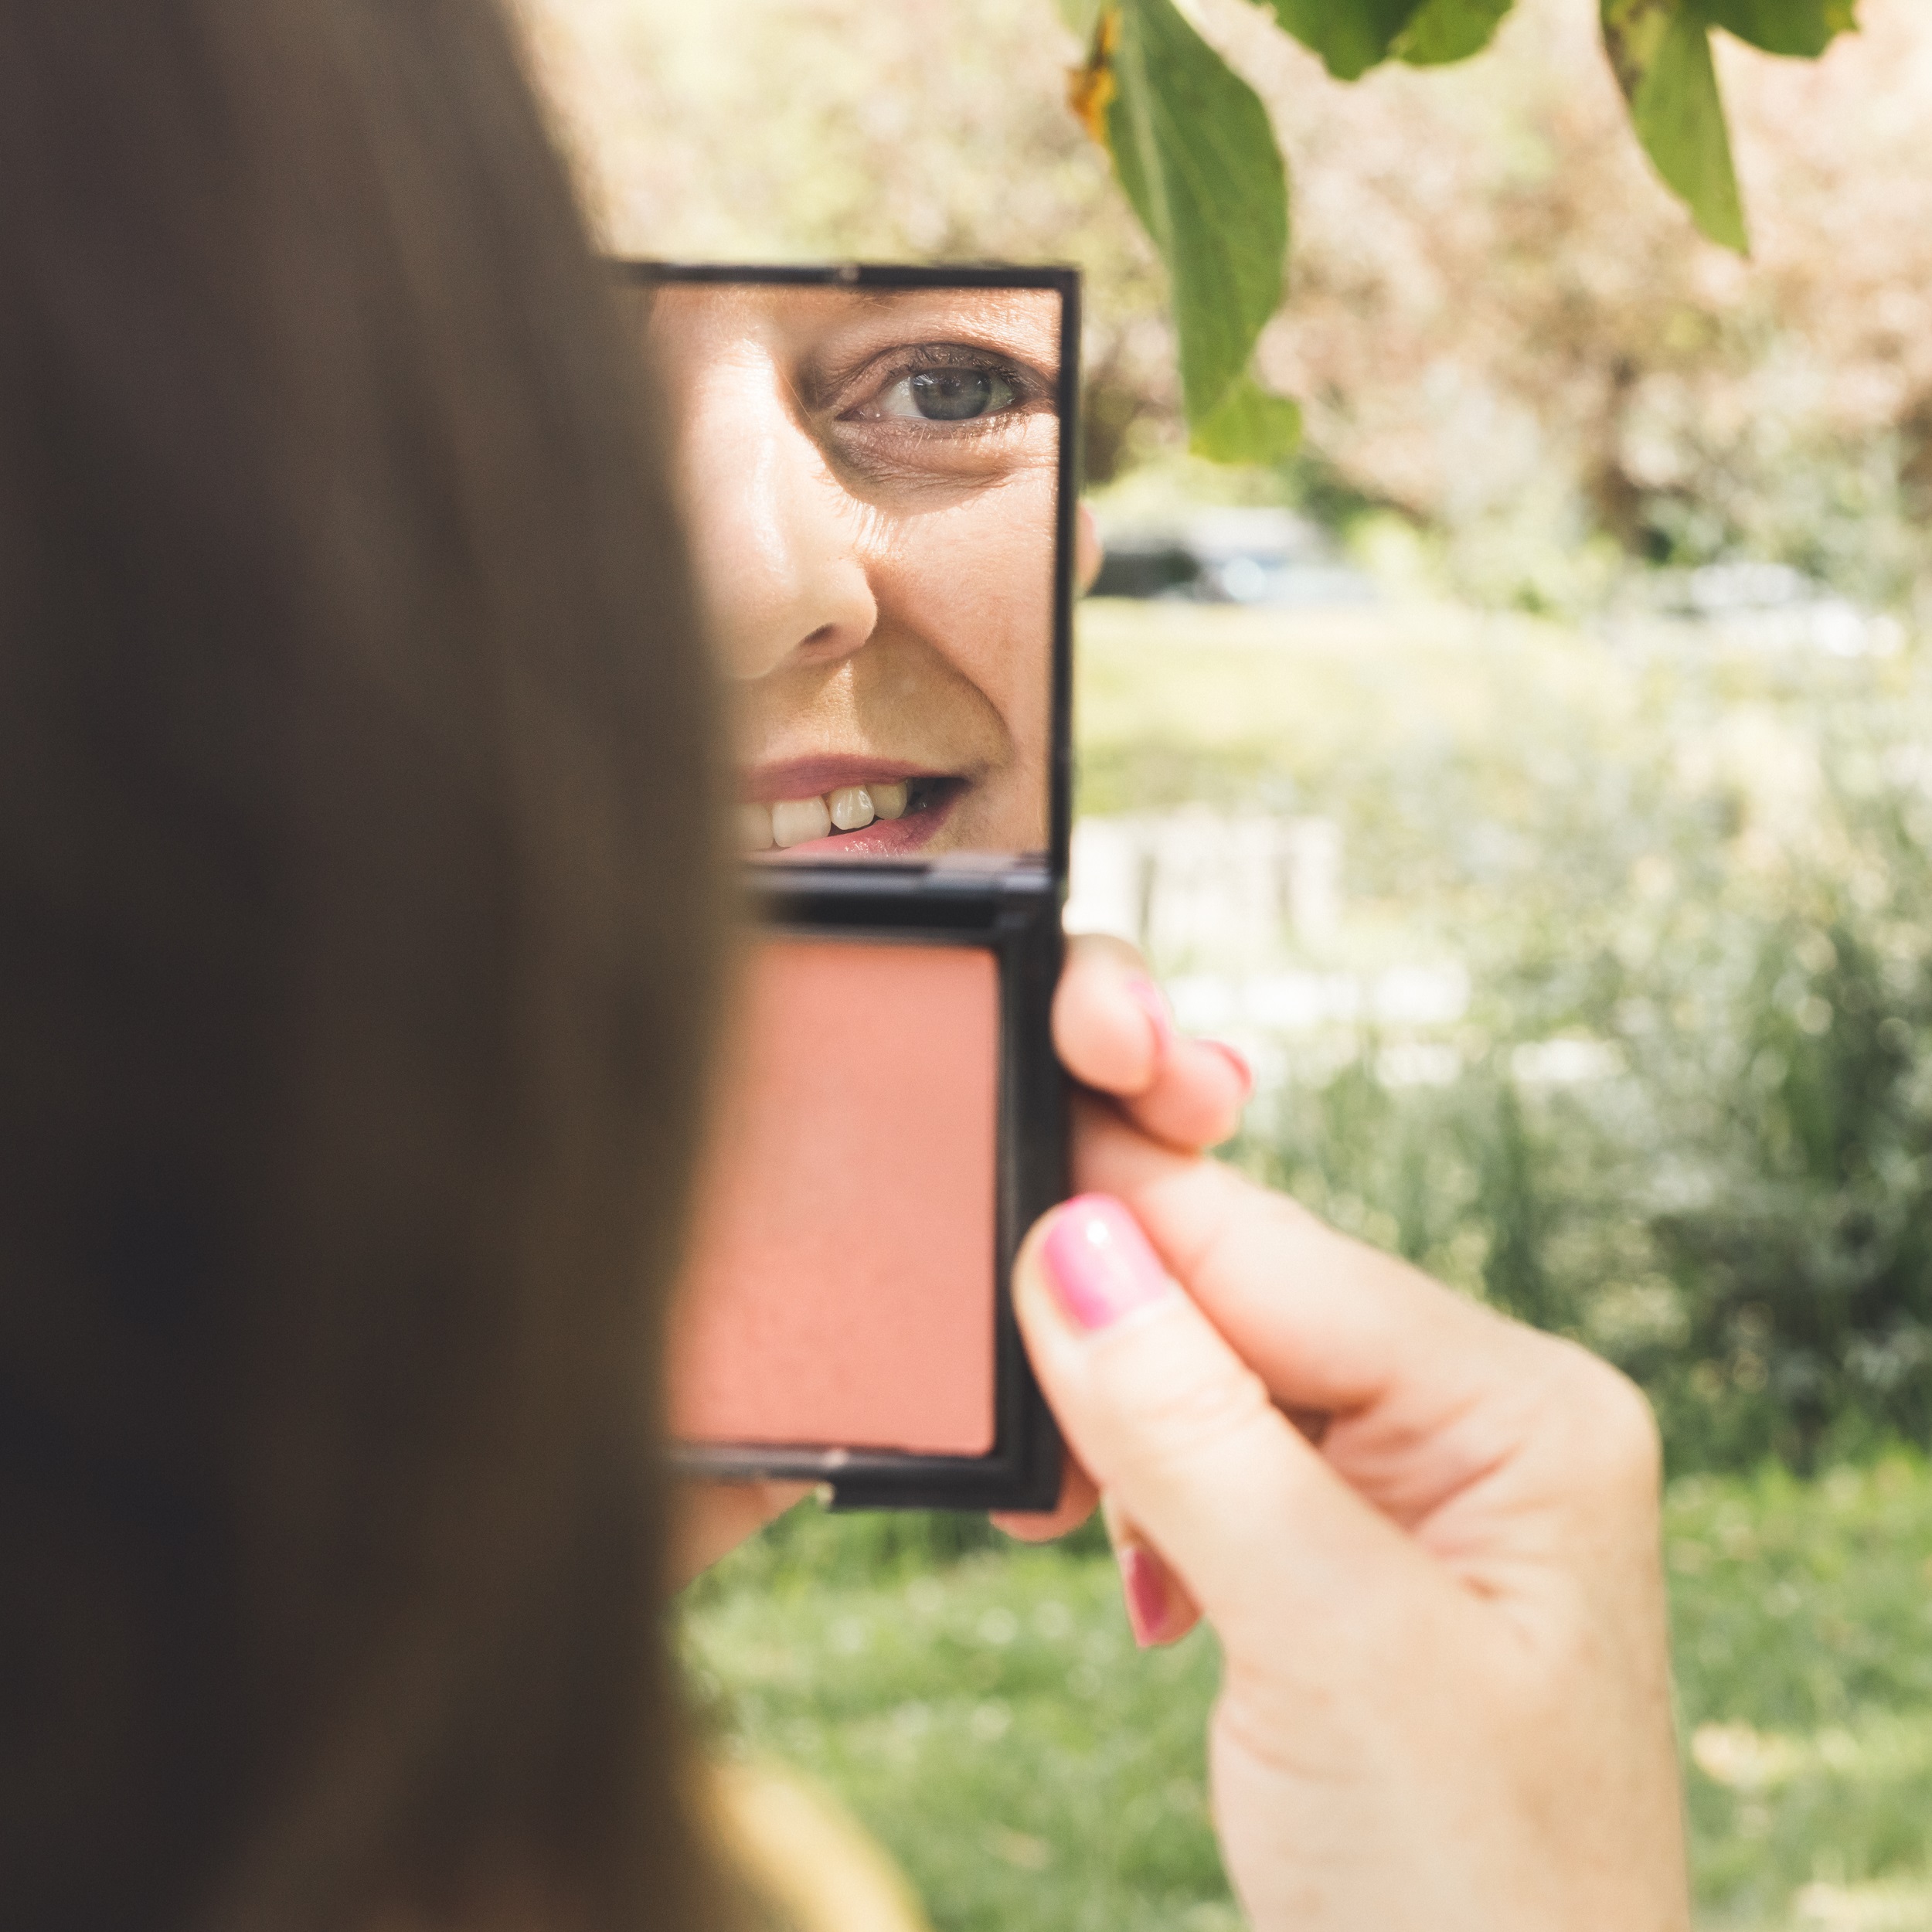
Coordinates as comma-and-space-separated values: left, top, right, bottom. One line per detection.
875, 365, 1019, 423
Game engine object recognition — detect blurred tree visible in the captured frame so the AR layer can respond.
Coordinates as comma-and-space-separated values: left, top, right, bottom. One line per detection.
522, 0, 1924, 598
1059, 0, 1856, 461
1259, 0, 1931, 604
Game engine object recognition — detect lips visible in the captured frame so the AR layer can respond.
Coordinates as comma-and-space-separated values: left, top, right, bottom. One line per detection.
740, 758, 965, 858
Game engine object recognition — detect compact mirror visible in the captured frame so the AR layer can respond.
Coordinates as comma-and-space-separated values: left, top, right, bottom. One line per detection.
626, 264, 1076, 1512
631, 268, 1065, 865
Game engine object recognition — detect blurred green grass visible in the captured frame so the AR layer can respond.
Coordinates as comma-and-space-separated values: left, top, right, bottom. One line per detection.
683, 1457, 1932, 1932
1671, 1458, 1932, 1927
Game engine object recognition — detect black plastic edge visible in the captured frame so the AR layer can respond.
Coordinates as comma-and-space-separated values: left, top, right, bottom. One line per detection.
641, 261, 1080, 1512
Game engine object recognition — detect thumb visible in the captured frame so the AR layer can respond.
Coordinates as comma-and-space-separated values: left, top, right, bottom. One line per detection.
1012, 1194, 1441, 1658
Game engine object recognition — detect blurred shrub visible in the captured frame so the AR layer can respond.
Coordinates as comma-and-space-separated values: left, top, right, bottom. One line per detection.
1244, 740, 1932, 1474
1070, 594, 1932, 1473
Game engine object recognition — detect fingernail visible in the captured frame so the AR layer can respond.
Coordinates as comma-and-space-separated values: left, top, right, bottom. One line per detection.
1124, 975, 1173, 1060
1040, 1194, 1172, 1332
1120, 1546, 1170, 1648
1205, 1039, 1254, 1101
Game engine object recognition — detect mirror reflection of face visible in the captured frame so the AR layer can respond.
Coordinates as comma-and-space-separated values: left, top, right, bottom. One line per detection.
643, 284, 1060, 859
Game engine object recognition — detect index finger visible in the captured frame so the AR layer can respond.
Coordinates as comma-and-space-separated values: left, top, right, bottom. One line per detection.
1071, 1090, 1528, 1423
1065, 1095, 1666, 1546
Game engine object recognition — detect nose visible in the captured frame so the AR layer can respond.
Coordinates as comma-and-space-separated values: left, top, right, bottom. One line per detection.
679, 357, 878, 682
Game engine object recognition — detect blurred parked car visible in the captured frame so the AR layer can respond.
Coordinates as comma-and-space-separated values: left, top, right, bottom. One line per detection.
1090, 507, 1378, 608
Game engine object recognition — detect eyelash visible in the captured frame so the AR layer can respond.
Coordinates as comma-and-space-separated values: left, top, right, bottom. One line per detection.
838, 349, 1043, 430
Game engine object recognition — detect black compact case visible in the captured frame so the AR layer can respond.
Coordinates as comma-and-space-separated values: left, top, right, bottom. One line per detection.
629, 261, 1080, 1512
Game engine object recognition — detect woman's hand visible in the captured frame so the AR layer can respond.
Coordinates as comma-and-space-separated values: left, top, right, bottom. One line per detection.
672, 933, 1249, 1584
1012, 1105, 1691, 1931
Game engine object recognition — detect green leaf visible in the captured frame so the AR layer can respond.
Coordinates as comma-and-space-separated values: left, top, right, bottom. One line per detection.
1692, 0, 1856, 59
1393, 0, 1515, 66
1103, 0, 1299, 460
1056, 0, 1106, 39
1189, 371, 1304, 462
1262, 0, 1427, 79
1603, 0, 1748, 253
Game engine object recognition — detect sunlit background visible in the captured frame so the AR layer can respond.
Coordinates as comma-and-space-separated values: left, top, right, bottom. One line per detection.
522, 4, 1932, 1924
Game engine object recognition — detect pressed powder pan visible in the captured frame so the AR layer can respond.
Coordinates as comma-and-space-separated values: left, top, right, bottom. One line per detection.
672, 938, 1001, 1458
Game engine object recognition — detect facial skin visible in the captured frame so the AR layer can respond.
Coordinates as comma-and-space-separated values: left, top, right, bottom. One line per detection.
644, 284, 1060, 859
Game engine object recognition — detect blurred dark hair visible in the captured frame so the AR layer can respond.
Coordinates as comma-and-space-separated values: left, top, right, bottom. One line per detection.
0, 4, 729, 1929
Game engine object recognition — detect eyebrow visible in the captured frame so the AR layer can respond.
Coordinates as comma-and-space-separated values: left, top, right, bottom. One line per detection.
845, 286, 1056, 311
825, 288, 1060, 337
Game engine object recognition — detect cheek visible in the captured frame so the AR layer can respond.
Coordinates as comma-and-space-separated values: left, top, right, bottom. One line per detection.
874, 481, 1057, 726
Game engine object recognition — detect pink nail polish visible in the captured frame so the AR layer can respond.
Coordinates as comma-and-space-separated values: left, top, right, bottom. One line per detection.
1124, 975, 1174, 1059
1120, 1546, 1168, 1648
1041, 1195, 1172, 1332
1206, 1039, 1254, 1101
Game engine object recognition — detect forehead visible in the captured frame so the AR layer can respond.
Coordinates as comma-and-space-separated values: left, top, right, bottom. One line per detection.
644, 284, 1063, 372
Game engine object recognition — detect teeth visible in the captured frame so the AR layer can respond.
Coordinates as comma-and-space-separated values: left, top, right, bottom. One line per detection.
828, 784, 876, 831
749, 780, 920, 849
770, 795, 832, 848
